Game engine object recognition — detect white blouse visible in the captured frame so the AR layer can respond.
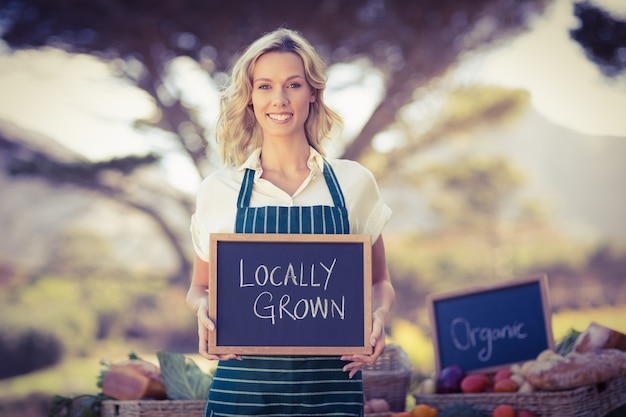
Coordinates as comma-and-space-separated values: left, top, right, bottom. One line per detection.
190, 147, 392, 261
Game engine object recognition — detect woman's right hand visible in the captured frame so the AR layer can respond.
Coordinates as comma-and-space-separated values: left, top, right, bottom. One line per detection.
196, 298, 242, 361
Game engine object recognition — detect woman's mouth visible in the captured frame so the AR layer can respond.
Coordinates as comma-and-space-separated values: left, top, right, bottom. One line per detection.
267, 113, 293, 122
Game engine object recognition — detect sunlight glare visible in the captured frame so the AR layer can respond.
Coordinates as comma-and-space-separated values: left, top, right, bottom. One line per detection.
0, 48, 157, 159
456, 0, 626, 137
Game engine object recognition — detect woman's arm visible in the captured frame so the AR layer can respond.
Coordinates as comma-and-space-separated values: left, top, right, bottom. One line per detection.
341, 235, 395, 377
370, 235, 395, 345
187, 254, 241, 361
186, 255, 209, 315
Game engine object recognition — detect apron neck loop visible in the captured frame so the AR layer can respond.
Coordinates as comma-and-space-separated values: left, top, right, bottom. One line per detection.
237, 159, 346, 209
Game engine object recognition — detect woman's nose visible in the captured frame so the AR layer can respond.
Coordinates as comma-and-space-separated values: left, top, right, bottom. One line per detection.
272, 89, 288, 106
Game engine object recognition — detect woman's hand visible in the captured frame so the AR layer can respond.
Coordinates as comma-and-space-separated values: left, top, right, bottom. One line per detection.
340, 308, 387, 378
343, 236, 396, 377
196, 298, 242, 361
188, 257, 241, 362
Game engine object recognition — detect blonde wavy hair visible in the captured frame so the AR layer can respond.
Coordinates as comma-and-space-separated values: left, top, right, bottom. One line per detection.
216, 28, 343, 166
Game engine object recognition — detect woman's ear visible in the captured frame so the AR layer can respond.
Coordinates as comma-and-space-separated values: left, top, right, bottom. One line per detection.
310, 93, 316, 103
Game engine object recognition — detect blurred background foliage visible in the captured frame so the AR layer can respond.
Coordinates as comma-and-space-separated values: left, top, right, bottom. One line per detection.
1, 0, 625, 415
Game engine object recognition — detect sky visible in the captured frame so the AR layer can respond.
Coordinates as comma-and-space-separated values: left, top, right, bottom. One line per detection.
0, 0, 624, 193
457, 0, 626, 137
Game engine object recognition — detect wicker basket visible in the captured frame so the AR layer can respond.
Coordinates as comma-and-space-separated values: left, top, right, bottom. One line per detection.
101, 399, 206, 417
101, 400, 395, 417
102, 345, 411, 417
414, 375, 626, 417
362, 344, 412, 412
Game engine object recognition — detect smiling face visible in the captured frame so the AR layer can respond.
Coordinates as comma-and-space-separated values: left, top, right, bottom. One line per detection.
250, 51, 315, 142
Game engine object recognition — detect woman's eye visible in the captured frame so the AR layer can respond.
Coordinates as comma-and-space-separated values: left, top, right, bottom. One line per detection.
288, 83, 301, 88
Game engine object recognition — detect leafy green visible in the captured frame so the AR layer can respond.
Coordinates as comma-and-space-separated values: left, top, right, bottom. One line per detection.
555, 328, 582, 356
157, 351, 213, 400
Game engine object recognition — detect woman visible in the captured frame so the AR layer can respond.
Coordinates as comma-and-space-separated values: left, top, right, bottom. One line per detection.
186, 27, 395, 416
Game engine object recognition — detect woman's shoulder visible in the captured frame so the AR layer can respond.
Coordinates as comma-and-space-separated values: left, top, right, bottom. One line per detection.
197, 165, 244, 194
326, 158, 377, 183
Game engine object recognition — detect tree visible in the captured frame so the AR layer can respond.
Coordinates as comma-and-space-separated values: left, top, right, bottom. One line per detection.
570, 0, 626, 77
1, 0, 553, 162
0, 0, 553, 283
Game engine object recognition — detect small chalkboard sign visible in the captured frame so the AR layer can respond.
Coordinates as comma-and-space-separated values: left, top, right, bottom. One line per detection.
208, 233, 372, 355
428, 275, 554, 374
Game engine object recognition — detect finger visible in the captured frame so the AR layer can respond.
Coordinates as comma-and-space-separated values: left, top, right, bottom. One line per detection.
364, 340, 385, 364
348, 353, 376, 364
198, 314, 215, 332
349, 366, 361, 379
342, 361, 359, 373
220, 354, 243, 361
342, 361, 364, 378
349, 342, 385, 365
370, 319, 383, 347
207, 318, 215, 331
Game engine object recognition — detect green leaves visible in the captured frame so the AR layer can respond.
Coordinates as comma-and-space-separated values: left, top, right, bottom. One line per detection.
156, 351, 212, 400
555, 329, 582, 356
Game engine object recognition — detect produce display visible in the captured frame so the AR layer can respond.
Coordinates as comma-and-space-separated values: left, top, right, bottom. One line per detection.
415, 323, 626, 394
48, 323, 626, 417
406, 322, 626, 417
101, 358, 167, 401
48, 352, 213, 417
526, 347, 626, 390
573, 321, 626, 353
100, 352, 213, 401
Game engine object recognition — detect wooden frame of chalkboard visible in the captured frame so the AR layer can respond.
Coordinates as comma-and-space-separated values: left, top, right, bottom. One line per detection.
208, 233, 372, 355
428, 274, 554, 374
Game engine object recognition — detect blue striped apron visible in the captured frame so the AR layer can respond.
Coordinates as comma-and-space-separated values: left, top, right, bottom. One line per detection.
205, 159, 364, 416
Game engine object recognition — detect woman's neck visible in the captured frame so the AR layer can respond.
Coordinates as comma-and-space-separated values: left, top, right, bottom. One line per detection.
260, 137, 310, 172
259, 138, 311, 195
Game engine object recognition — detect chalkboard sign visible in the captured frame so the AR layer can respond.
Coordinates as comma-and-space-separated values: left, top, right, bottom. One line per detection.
428, 275, 554, 374
208, 233, 372, 355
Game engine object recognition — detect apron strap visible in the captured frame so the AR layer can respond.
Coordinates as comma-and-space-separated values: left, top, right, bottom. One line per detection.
238, 160, 346, 209
322, 159, 346, 208
236, 168, 255, 209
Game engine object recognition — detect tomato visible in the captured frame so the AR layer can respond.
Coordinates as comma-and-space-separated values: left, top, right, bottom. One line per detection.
493, 378, 518, 393
411, 404, 438, 417
493, 368, 513, 382
492, 404, 515, 417
460, 374, 490, 393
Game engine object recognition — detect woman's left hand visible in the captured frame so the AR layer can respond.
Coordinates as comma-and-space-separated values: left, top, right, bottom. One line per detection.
340, 309, 387, 378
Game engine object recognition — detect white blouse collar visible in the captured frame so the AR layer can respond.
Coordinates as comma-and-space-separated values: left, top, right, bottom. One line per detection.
239, 146, 326, 174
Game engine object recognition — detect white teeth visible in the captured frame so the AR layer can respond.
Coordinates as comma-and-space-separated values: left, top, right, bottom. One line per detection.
268, 114, 292, 121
